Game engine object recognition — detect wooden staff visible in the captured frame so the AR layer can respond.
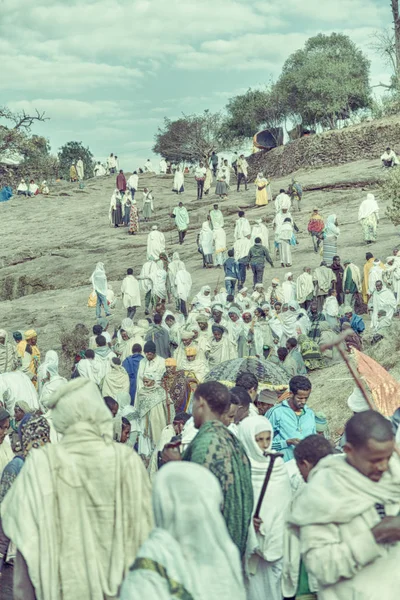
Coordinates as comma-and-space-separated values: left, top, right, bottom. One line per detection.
319, 330, 376, 410
254, 452, 284, 519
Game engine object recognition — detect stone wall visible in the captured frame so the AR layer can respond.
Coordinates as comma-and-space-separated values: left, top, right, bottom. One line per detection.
247, 116, 400, 180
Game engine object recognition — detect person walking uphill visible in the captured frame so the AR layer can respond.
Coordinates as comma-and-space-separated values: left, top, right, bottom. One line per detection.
1, 378, 153, 600
248, 237, 274, 287
91, 262, 111, 318
171, 202, 189, 245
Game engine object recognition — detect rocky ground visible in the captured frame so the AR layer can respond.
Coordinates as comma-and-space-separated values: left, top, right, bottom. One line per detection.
0, 158, 398, 419
0, 157, 399, 597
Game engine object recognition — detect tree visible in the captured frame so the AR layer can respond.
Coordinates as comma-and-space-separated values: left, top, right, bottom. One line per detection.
220, 83, 286, 145
392, 0, 400, 87
153, 110, 224, 162
58, 141, 94, 180
277, 33, 371, 129
0, 106, 54, 186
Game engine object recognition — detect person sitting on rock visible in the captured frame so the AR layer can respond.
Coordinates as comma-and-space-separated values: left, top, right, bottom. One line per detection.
381, 146, 399, 168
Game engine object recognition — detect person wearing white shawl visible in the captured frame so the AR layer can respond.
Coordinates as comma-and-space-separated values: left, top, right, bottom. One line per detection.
76, 158, 84, 180
282, 273, 296, 304
277, 218, 293, 267
127, 171, 138, 197
313, 262, 335, 312
102, 357, 130, 398
275, 189, 291, 213
191, 285, 212, 310
368, 258, 384, 296
251, 218, 269, 249
213, 226, 227, 266
198, 220, 214, 267
137, 341, 166, 392
234, 211, 251, 240
214, 286, 228, 306
288, 411, 400, 600
38, 354, 67, 408
120, 462, 246, 600
209, 203, 224, 229
138, 258, 158, 314
381, 146, 399, 167
322, 214, 340, 264
1, 378, 153, 600
17, 179, 28, 195
121, 268, 141, 320
172, 167, 184, 194
266, 279, 284, 307
238, 416, 292, 600
385, 256, 400, 306
175, 264, 192, 317
322, 289, 340, 331
153, 261, 167, 302
370, 279, 397, 328
142, 188, 154, 221
207, 325, 237, 365
358, 193, 380, 243
131, 375, 170, 457
180, 347, 209, 383
227, 307, 244, 352
159, 158, 167, 174
91, 262, 111, 318
146, 225, 165, 260
108, 189, 123, 226
168, 252, 184, 299
343, 259, 362, 308
0, 371, 39, 414
296, 267, 314, 309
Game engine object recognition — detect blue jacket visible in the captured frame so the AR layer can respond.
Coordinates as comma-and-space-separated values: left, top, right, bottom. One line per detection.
224, 257, 239, 280
122, 354, 144, 404
266, 400, 316, 461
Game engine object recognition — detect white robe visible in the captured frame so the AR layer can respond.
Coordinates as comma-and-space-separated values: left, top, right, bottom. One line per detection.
251, 223, 269, 248
147, 230, 166, 260
76, 159, 84, 180
296, 272, 314, 304
210, 209, 224, 229
371, 286, 397, 328
137, 356, 166, 391
234, 217, 251, 241
175, 269, 192, 301
121, 275, 141, 308
173, 170, 184, 191
199, 223, 214, 255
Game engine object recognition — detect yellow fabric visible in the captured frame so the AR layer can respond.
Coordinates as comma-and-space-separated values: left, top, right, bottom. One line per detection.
88, 291, 97, 308
17, 340, 40, 388
24, 329, 37, 340
255, 177, 269, 206
70, 165, 78, 179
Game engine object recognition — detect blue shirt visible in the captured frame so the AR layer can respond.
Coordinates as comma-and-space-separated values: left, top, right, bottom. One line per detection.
224, 257, 239, 280
266, 400, 316, 461
122, 354, 144, 404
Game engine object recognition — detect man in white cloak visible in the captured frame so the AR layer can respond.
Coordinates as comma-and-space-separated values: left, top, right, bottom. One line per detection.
159, 159, 167, 174
275, 189, 291, 213
127, 172, 139, 198
288, 411, 400, 600
209, 204, 224, 229
234, 211, 251, 241
146, 225, 165, 260
172, 202, 189, 245
296, 267, 314, 310
370, 280, 397, 328
121, 268, 141, 320
144, 159, 154, 173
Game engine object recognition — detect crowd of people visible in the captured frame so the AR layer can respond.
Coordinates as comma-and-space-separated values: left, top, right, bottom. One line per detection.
1, 150, 400, 600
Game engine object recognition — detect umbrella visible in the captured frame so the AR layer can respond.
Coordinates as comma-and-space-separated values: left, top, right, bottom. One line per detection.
204, 357, 289, 391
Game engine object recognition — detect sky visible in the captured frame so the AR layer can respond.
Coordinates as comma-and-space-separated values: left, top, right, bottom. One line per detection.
0, 0, 393, 170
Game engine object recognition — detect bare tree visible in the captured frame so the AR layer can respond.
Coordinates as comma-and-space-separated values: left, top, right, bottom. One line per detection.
392, 0, 400, 86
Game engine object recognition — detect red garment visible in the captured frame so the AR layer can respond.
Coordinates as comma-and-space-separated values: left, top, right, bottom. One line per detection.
307, 217, 325, 234
116, 173, 127, 192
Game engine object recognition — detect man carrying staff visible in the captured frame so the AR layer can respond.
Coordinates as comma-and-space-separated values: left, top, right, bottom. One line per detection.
289, 411, 400, 600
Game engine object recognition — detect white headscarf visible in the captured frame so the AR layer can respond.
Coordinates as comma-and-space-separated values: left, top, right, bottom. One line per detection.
37, 350, 59, 393
120, 462, 246, 600
324, 214, 340, 237
91, 262, 108, 296
238, 416, 292, 565
2, 378, 153, 600
192, 285, 212, 308
358, 193, 379, 221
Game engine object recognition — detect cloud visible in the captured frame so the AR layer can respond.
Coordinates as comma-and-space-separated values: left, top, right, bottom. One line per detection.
7, 99, 128, 120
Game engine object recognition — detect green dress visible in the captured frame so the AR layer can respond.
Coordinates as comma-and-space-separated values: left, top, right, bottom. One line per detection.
183, 420, 253, 557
